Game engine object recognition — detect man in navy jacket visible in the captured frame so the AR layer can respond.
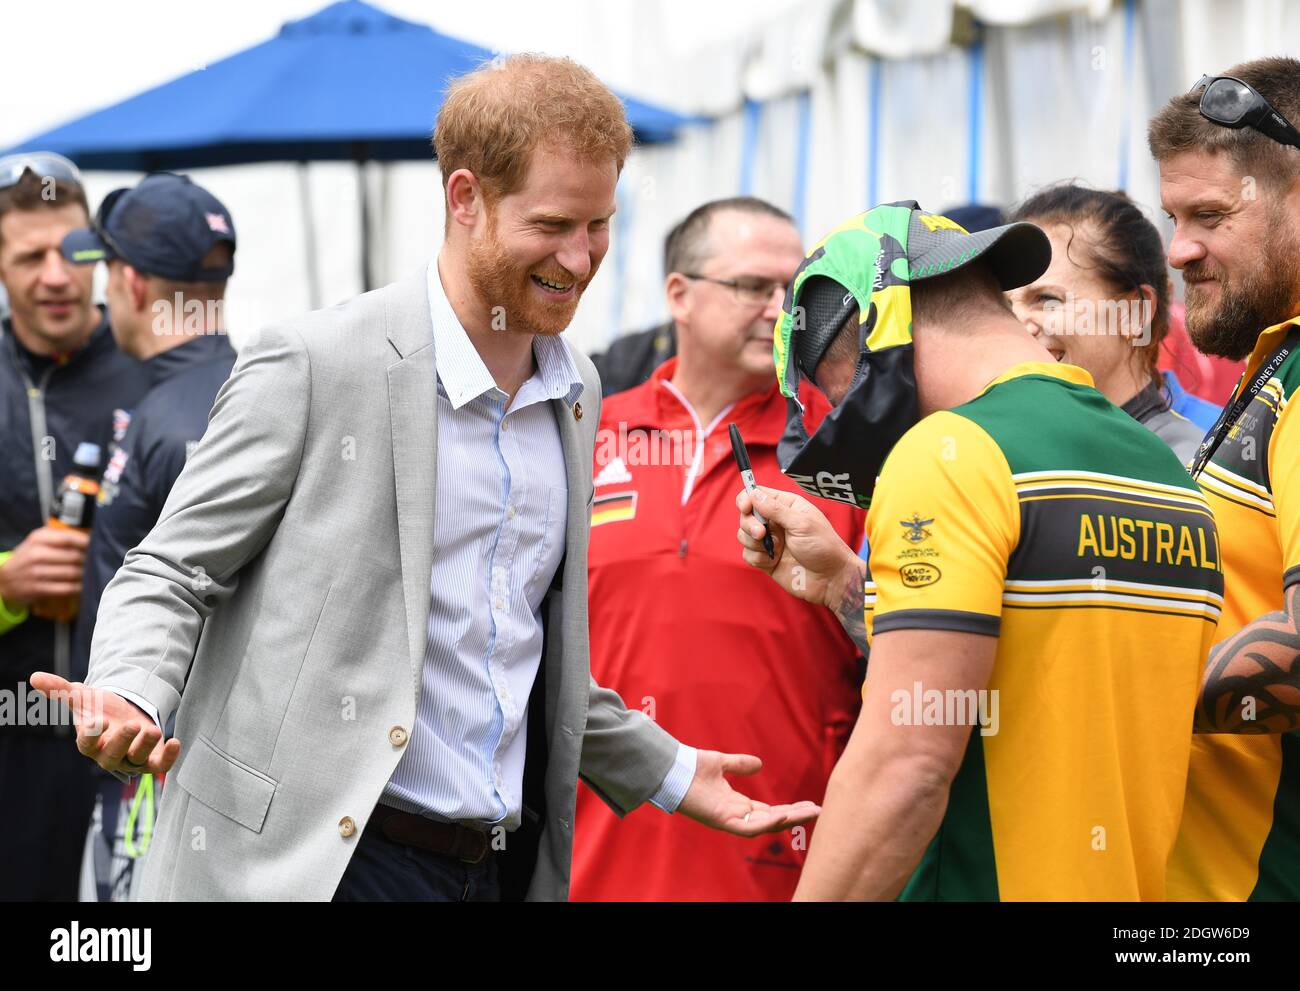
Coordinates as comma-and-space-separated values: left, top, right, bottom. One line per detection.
0, 155, 151, 901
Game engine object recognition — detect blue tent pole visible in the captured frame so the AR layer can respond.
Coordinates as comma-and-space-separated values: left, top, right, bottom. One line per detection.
967, 30, 984, 204
739, 98, 762, 194
792, 91, 812, 236
1117, 0, 1137, 190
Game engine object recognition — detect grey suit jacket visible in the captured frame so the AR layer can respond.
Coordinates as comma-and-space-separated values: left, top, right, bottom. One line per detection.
87, 268, 681, 901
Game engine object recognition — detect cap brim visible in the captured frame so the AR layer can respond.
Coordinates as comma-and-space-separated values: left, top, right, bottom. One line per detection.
976, 222, 1053, 290
60, 226, 113, 266
910, 221, 1051, 291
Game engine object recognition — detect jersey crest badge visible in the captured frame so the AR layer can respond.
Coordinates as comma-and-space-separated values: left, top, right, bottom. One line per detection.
901, 512, 933, 544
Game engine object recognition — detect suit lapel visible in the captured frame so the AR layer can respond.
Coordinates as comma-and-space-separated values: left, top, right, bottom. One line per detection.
552, 392, 590, 591
385, 271, 439, 689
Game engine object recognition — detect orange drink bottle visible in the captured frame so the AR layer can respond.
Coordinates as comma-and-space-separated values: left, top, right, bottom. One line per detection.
32, 441, 101, 622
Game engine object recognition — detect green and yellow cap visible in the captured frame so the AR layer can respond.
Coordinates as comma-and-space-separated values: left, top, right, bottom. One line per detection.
774, 200, 1051, 399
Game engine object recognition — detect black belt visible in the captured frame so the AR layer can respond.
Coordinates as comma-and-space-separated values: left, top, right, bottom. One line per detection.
369, 804, 493, 864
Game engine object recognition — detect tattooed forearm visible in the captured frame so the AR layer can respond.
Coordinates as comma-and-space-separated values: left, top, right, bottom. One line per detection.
1196, 584, 1300, 734
833, 557, 870, 658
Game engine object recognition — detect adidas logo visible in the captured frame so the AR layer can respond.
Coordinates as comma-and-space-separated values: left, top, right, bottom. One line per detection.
594, 456, 633, 486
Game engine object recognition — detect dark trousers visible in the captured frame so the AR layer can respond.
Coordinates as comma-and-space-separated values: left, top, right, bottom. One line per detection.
332, 814, 500, 902
0, 732, 98, 901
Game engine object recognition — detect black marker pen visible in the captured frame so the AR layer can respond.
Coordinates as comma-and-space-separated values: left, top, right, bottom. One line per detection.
729, 422, 775, 560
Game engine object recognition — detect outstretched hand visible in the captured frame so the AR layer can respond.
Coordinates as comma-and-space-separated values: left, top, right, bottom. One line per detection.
29, 672, 181, 776
677, 749, 820, 836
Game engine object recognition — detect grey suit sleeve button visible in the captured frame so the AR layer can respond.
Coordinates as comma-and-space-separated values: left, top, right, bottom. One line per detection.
339, 816, 357, 839
558, 818, 570, 830
389, 726, 409, 747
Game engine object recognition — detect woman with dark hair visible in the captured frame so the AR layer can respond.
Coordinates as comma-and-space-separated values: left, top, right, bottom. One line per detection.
1007, 184, 1204, 463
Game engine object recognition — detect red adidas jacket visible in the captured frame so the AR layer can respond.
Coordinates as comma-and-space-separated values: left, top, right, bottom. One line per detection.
571, 358, 865, 901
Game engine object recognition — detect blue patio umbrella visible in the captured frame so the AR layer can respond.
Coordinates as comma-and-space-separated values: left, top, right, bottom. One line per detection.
4, 0, 692, 291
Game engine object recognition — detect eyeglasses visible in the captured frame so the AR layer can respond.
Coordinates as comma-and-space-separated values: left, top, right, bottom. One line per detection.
0, 152, 83, 192
1189, 75, 1300, 151
679, 273, 787, 306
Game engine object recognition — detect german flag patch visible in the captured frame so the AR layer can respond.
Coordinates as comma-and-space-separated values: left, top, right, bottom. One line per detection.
592, 490, 637, 527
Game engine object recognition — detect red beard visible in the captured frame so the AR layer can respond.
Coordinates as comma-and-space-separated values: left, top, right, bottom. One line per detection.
465, 215, 589, 337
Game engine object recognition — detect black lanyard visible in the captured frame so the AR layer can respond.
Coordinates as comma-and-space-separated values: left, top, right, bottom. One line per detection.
1190, 340, 1293, 479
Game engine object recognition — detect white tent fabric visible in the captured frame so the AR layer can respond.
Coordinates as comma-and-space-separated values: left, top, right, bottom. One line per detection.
55, 0, 1300, 356
968, 0, 1113, 27
852, 0, 957, 56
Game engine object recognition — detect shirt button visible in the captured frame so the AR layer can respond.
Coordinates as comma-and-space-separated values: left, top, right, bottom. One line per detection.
500, 419, 509, 431
494, 596, 504, 610
338, 816, 357, 839
507, 505, 517, 520
389, 726, 408, 747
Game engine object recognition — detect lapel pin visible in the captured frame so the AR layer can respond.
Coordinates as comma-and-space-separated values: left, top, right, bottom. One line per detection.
573, 401, 583, 421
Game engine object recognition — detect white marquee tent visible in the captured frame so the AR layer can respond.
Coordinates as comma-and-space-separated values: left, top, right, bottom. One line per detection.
2, 0, 1298, 353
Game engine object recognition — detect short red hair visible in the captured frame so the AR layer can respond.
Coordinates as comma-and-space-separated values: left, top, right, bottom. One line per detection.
433, 53, 633, 201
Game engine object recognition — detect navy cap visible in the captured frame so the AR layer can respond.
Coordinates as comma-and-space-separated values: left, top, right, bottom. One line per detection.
62, 172, 235, 282
939, 203, 1007, 234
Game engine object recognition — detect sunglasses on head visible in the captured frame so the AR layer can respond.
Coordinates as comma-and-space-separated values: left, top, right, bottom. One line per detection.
1190, 74, 1300, 151
0, 152, 83, 192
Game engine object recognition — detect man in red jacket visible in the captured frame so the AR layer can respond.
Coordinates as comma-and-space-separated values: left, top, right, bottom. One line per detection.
571, 198, 865, 900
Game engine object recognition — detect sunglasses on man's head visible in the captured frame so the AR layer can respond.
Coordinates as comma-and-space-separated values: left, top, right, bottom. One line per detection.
1190, 74, 1300, 151
0, 152, 83, 192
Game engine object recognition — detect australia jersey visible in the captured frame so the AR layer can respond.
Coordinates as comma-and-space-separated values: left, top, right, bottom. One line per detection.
1168, 319, 1300, 901
864, 361, 1223, 900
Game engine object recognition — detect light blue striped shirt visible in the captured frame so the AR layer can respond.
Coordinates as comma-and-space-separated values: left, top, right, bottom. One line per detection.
381, 259, 695, 830
107, 260, 696, 817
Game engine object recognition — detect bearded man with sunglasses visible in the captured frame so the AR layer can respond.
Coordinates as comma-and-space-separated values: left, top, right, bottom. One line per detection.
0, 154, 151, 900
1152, 57, 1300, 902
